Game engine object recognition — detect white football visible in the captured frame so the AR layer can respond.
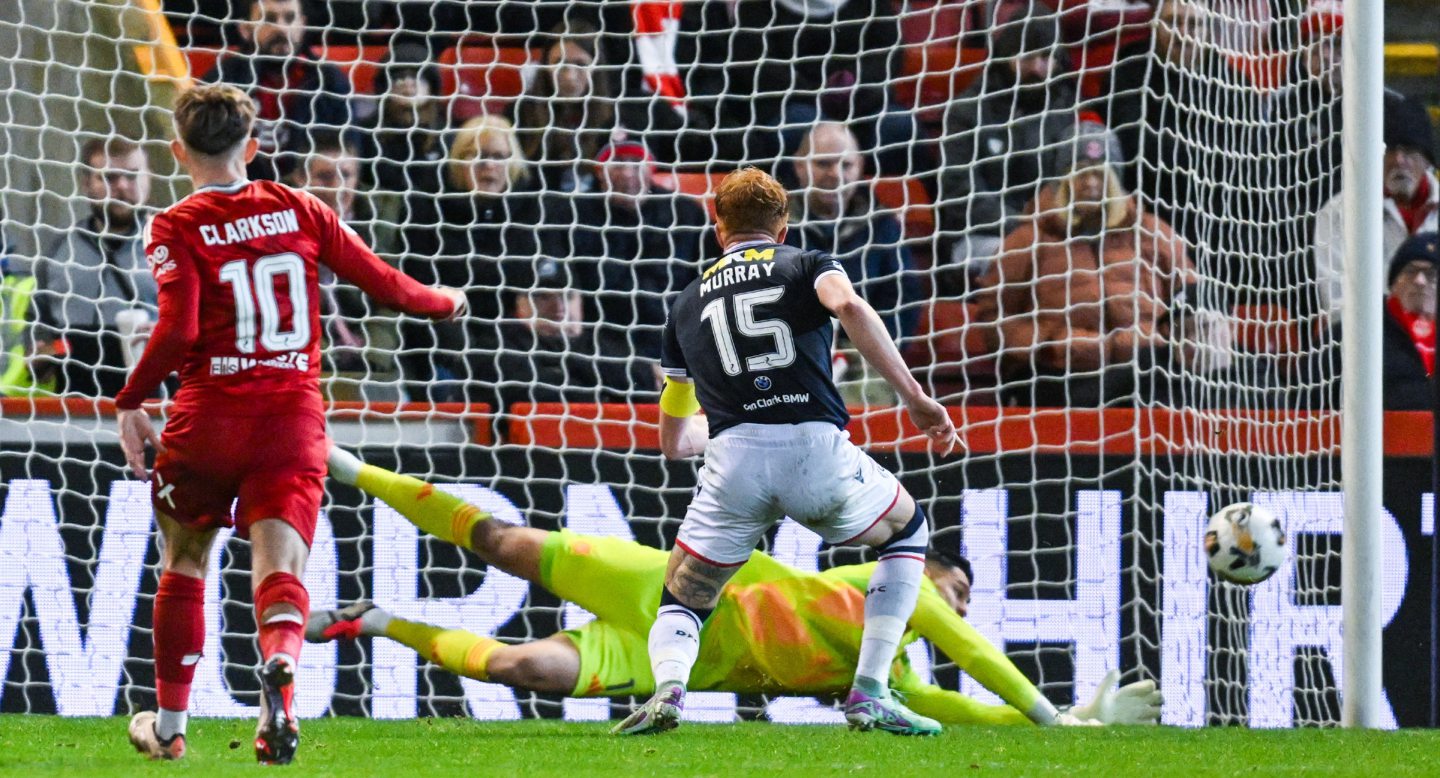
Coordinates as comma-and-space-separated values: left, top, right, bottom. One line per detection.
1204, 502, 1287, 585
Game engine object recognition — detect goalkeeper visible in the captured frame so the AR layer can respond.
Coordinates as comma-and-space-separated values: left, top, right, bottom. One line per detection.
311, 448, 1161, 726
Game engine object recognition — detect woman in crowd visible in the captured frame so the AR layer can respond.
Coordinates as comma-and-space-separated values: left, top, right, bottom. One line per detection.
398, 114, 542, 403
512, 21, 616, 192
971, 121, 1197, 407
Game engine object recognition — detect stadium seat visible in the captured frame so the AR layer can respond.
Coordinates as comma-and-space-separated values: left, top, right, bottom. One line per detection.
903, 299, 994, 400
894, 44, 986, 116
1232, 304, 1301, 355
905, 299, 988, 362
897, 0, 980, 47
313, 44, 389, 94
183, 47, 224, 80
871, 177, 934, 239
437, 44, 534, 123
663, 172, 728, 220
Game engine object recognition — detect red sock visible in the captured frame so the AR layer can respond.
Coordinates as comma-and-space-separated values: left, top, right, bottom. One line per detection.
153, 571, 206, 712
254, 572, 308, 670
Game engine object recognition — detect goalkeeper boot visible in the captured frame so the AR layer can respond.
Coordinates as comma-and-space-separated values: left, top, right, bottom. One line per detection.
306, 601, 381, 643
611, 681, 685, 735
128, 711, 186, 760
843, 687, 942, 736
254, 657, 300, 765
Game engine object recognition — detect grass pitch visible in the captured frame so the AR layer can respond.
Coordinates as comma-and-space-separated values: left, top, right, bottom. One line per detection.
2, 716, 1436, 777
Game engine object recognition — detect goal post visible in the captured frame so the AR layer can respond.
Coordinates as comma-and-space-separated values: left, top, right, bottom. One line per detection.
1339, 0, 1384, 730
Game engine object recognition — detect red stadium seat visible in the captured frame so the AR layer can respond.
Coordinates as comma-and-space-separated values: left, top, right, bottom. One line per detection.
904, 299, 995, 399
1232, 304, 1302, 354
898, 0, 980, 46
894, 44, 986, 121
871, 177, 935, 239
437, 44, 534, 122
184, 47, 224, 79
663, 171, 728, 220
312, 44, 389, 95
905, 299, 993, 365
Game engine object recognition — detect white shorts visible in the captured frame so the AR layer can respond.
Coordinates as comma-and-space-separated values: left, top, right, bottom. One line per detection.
675, 421, 903, 566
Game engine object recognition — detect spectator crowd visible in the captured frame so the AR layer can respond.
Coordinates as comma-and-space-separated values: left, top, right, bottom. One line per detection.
2, 0, 1438, 412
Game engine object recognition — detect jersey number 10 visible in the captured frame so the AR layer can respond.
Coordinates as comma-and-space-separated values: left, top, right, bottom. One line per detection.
700, 287, 796, 376
218, 253, 311, 354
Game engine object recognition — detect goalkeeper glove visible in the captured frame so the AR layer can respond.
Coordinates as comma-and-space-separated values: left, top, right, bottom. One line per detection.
1061, 669, 1163, 726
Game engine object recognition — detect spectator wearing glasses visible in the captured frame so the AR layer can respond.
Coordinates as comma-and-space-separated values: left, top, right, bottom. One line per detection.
32, 137, 158, 398
1310, 233, 1440, 411
1313, 90, 1438, 320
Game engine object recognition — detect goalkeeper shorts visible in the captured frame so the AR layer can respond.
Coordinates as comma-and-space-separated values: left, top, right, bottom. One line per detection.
562, 620, 655, 698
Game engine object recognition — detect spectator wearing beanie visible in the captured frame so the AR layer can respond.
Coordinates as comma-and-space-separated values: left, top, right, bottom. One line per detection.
1311, 233, 1440, 410
1313, 90, 1438, 319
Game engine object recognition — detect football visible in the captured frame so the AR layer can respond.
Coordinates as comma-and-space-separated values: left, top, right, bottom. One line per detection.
1204, 502, 1288, 585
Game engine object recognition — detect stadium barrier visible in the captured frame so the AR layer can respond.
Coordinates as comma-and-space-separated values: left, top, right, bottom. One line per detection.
0, 401, 1432, 726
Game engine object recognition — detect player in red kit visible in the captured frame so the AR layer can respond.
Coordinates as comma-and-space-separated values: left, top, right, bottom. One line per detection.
118, 84, 465, 765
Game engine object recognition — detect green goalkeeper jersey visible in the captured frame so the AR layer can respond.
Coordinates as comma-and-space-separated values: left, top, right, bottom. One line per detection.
541, 530, 1045, 725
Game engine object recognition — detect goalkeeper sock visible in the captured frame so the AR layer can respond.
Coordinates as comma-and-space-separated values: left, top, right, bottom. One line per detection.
153, 571, 205, 737
854, 507, 929, 692
354, 464, 491, 550
648, 588, 712, 688
385, 617, 502, 681
254, 572, 308, 681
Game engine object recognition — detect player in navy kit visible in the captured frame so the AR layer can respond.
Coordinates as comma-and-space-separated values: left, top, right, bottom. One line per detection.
614, 167, 959, 736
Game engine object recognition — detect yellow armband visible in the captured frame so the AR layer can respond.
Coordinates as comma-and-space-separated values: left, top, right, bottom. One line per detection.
659, 377, 700, 417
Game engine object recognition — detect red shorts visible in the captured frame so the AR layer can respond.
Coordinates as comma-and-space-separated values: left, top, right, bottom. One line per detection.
151, 406, 327, 546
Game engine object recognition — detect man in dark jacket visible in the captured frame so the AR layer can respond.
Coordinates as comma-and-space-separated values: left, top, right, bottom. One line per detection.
202, 0, 352, 180
542, 140, 712, 364
32, 137, 157, 398
478, 261, 654, 412
1311, 233, 1439, 411
938, 7, 1077, 276
354, 40, 447, 260
1377, 233, 1438, 410
785, 123, 918, 343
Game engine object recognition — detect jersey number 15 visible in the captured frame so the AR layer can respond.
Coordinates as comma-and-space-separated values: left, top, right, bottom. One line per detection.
218, 253, 311, 354
700, 287, 796, 376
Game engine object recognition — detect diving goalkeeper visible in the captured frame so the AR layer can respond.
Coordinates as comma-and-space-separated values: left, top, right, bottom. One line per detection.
311, 448, 1161, 726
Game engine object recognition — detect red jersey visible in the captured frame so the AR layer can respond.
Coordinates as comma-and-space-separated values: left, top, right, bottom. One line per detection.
115, 179, 455, 414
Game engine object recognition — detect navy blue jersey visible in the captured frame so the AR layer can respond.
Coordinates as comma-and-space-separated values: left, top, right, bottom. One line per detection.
661, 241, 849, 436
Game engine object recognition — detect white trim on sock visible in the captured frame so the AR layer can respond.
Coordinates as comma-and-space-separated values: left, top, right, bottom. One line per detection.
156, 707, 188, 740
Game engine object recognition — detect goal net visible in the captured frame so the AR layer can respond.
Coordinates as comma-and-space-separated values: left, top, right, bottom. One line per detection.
0, 0, 1413, 728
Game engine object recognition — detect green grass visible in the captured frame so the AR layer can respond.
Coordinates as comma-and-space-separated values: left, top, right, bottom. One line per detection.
2, 716, 1437, 777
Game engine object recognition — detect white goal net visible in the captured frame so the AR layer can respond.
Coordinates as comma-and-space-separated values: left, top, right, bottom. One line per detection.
0, 0, 1417, 728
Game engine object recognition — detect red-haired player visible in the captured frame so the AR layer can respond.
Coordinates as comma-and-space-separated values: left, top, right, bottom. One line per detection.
118, 84, 465, 765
